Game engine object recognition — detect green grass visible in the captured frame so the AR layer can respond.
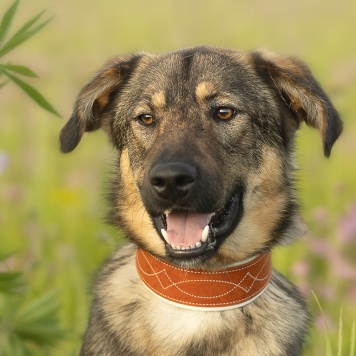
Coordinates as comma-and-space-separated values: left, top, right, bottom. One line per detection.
1, 0, 356, 354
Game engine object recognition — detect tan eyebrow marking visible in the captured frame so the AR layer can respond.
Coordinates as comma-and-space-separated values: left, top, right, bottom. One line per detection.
195, 81, 216, 101
151, 91, 166, 109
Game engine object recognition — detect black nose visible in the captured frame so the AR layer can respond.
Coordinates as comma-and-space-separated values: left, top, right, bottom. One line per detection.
149, 162, 197, 201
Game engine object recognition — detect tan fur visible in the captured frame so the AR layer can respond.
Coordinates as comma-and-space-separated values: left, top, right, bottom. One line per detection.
151, 91, 167, 109
195, 81, 216, 102
118, 149, 166, 257
217, 147, 291, 262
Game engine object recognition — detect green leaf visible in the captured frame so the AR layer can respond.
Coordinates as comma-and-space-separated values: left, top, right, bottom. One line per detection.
0, 64, 38, 77
6, 333, 32, 356
0, 271, 25, 294
0, 16, 52, 58
0, 0, 19, 45
337, 308, 343, 356
13, 291, 66, 345
16, 291, 60, 323
351, 319, 355, 356
11, 10, 46, 40
2, 70, 61, 117
312, 290, 333, 356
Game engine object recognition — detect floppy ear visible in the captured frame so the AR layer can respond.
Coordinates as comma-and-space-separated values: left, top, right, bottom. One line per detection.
60, 54, 143, 153
254, 50, 343, 157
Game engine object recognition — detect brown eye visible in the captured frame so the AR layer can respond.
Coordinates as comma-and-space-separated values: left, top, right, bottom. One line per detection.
215, 107, 235, 121
138, 114, 154, 126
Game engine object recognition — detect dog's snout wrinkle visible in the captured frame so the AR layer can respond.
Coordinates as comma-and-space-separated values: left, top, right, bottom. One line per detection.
149, 162, 197, 201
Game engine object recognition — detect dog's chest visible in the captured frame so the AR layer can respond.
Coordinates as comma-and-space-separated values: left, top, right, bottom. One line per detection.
99, 251, 287, 356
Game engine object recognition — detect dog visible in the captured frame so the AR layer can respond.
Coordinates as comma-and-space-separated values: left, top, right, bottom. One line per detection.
60, 46, 343, 355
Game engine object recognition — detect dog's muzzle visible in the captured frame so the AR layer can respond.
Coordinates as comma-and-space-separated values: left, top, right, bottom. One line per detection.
146, 161, 244, 261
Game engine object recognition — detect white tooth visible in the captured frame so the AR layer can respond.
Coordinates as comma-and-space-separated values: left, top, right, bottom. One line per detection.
161, 229, 168, 242
201, 226, 209, 242
190, 245, 196, 249
195, 241, 202, 248
176, 245, 181, 250
171, 245, 176, 250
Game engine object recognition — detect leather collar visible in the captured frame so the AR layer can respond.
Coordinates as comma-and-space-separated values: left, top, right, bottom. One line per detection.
136, 248, 272, 311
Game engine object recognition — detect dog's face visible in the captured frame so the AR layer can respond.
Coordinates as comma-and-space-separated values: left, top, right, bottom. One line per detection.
60, 46, 342, 268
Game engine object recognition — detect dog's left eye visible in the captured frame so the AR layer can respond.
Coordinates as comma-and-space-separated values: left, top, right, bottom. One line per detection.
215, 107, 236, 121
137, 114, 155, 126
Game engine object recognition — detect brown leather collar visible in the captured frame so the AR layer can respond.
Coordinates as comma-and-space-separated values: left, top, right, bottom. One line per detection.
136, 248, 272, 311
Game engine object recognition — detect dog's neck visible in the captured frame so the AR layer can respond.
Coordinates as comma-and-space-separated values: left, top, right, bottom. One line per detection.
136, 248, 272, 311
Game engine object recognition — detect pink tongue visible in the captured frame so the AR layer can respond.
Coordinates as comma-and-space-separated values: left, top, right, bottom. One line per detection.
166, 211, 212, 247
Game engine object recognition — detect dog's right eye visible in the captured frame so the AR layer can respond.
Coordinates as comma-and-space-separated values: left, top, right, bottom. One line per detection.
215, 107, 236, 121
137, 114, 155, 126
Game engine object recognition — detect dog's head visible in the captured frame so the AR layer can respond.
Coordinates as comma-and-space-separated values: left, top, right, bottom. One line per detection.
60, 47, 342, 268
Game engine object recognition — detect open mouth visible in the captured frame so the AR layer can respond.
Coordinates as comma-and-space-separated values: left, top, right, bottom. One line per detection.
152, 191, 243, 259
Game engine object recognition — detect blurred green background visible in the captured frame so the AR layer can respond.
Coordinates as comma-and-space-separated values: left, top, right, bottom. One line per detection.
0, 0, 355, 354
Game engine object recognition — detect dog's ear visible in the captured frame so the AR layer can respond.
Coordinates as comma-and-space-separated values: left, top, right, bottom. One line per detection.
253, 50, 343, 157
60, 54, 144, 153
